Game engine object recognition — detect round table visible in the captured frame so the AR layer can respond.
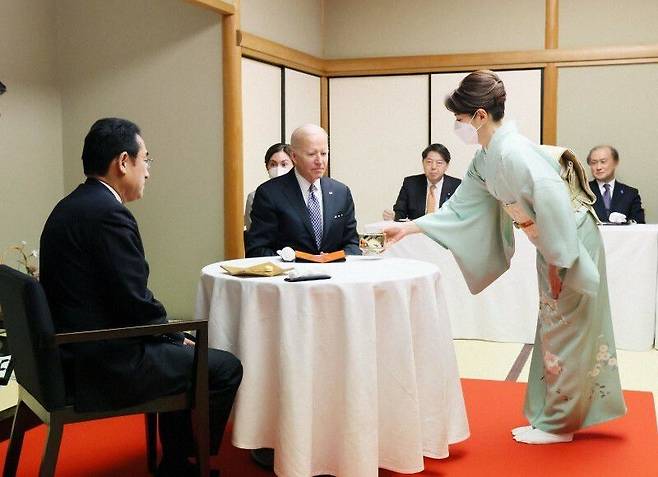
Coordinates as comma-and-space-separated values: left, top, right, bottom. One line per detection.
195, 256, 469, 477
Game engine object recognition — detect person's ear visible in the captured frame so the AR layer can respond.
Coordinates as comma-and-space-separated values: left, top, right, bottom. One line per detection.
475, 108, 488, 121
116, 152, 130, 175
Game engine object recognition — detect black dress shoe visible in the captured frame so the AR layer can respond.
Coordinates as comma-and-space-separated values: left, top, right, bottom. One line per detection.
250, 448, 275, 469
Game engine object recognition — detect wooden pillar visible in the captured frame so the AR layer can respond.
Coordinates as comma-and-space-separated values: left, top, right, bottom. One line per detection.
542, 64, 558, 145
545, 0, 559, 50
222, 1, 244, 258
320, 76, 329, 132
543, 0, 559, 145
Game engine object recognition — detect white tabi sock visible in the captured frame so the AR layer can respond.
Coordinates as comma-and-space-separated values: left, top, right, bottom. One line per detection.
511, 425, 533, 437
513, 428, 573, 444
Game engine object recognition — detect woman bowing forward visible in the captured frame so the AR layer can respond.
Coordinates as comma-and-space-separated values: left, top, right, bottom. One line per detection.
385, 70, 626, 445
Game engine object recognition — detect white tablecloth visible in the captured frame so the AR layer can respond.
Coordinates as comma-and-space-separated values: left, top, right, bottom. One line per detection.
375, 223, 658, 351
195, 256, 469, 477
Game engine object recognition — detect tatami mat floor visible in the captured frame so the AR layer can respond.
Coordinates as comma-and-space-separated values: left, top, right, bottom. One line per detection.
453, 339, 658, 425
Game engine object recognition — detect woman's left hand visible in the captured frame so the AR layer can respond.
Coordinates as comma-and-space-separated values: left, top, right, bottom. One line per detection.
548, 264, 562, 299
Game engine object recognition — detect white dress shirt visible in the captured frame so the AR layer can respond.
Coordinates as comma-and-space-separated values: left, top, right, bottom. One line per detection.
98, 179, 122, 203
426, 177, 444, 211
295, 169, 323, 223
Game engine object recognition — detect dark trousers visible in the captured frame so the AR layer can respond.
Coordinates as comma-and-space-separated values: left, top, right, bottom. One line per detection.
158, 348, 243, 460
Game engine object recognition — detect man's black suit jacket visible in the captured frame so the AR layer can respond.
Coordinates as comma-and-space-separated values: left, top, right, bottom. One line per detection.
589, 179, 645, 223
393, 174, 462, 221
40, 179, 191, 411
245, 169, 361, 257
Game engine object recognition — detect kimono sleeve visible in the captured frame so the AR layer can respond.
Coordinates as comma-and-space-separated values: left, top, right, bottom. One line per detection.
415, 158, 514, 294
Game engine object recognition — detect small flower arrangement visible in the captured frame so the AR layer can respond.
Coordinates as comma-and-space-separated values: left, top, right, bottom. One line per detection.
1, 241, 39, 279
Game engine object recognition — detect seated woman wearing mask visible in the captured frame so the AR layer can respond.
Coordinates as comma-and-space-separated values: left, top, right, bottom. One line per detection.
244, 143, 293, 230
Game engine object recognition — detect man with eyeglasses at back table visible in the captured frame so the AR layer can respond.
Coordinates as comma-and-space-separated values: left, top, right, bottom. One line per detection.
383, 143, 462, 221
587, 144, 645, 224
39, 118, 242, 477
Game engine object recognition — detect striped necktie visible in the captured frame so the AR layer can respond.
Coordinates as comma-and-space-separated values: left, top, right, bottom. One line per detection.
603, 183, 611, 210
307, 184, 323, 248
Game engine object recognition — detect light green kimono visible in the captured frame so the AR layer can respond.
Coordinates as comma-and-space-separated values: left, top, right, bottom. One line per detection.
416, 122, 626, 433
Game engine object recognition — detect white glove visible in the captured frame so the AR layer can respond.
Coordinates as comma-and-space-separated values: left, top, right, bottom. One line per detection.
608, 212, 627, 223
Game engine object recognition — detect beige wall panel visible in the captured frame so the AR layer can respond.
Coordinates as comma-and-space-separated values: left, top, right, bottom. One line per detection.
430, 69, 542, 179
560, 0, 658, 49
242, 58, 282, 207
329, 75, 429, 227
0, 0, 63, 258
324, 0, 544, 59
57, 0, 223, 317
557, 64, 658, 223
284, 69, 321, 140
241, 0, 323, 57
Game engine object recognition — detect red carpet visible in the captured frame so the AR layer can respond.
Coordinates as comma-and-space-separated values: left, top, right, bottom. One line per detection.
1, 379, 656, 476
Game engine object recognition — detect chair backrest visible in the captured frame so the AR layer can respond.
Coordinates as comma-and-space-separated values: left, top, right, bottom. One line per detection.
0, 265, 66, 410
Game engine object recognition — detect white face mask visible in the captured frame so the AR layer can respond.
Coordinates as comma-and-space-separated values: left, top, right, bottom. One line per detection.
454, 111, 482, 145
268, 165, 292, 179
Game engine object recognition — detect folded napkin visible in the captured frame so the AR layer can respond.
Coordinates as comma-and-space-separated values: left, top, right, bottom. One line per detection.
295, 250, 346, 263
221, 262, 291, 277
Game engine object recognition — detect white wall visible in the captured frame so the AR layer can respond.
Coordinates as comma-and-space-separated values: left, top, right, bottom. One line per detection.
560, 0, 658, 48
0, 0, 63, 260
329, 75, 429, 226
241, 0, 324, 57
284, 69, 321, 141
323, 0, 545, 58
242, 58, 282, 205
56, 0, 224, 317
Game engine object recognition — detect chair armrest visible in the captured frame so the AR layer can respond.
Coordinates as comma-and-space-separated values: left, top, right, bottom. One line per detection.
53, 319, 208, 345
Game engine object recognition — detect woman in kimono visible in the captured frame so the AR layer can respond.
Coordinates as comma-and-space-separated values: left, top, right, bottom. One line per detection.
385, 70, 626, 444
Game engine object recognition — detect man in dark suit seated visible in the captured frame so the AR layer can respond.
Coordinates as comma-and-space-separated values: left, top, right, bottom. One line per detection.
39, 118, 242, 477
587, 145, 645, 223
245, 124, 361, 257
384, 143, 462, 221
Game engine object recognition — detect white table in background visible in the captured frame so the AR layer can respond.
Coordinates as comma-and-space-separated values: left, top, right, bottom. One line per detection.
375, 222, 658, 351
195, 256, 469, 477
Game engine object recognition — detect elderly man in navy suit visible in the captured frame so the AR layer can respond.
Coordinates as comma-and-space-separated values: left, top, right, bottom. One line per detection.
587, 145, 645, 223
383, 143, 461, 221
245, 124, 360, 257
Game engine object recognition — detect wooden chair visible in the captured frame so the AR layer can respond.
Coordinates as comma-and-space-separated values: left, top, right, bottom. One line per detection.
0, 265, 210, 477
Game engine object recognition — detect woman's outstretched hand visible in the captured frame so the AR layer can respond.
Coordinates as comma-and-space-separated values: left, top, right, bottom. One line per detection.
383, 222, 422, 246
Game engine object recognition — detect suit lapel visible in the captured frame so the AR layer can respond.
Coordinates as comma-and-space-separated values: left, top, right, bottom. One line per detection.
610, 182, 624, 211
281, 171, 315, 239
439, 177, 451, 206
590, 180, 608, 220
414, 175, 427, 214
320, 177, 336, 245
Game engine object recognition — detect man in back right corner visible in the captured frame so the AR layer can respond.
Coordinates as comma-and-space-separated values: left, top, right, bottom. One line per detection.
587, 145, 645, 223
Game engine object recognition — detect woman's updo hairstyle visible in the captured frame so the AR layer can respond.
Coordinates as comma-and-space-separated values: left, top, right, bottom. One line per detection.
444, 70, 507, 121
